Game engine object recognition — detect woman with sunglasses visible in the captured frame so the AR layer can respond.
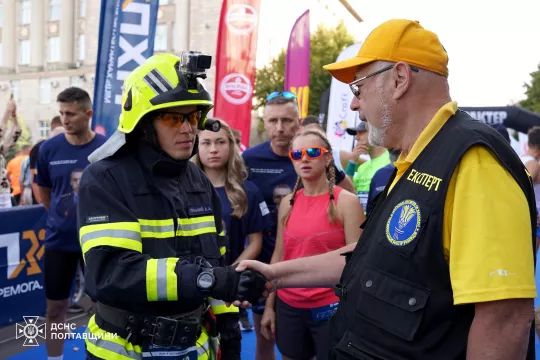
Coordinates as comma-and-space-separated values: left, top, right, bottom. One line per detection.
195, 120, 269, 268
260, 130, 364, 360
195, 120, 271, 352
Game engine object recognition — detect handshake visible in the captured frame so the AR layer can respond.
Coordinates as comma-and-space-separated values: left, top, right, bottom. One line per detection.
178, 261, 270, 305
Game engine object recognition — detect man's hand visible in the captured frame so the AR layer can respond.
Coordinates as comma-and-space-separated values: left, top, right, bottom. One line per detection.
352, 142, 369, 158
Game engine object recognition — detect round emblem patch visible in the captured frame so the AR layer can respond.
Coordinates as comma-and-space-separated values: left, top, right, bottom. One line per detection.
385, 200, 421, 246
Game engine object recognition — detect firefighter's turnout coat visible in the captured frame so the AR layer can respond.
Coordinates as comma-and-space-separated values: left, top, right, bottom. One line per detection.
78, 143, 235, 360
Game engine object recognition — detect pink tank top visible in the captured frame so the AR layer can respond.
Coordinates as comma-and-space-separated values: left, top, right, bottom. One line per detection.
277, 186, 344, 308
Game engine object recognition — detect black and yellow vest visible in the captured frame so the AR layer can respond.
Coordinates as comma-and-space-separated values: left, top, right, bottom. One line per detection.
330, 111, 536, 359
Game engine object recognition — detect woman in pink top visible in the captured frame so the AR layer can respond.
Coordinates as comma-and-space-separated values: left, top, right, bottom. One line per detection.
260, 129, 364, 360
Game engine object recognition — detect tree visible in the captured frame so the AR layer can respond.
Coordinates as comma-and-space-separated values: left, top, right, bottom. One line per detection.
254, 22, 355, 116
520, 63, 540, 113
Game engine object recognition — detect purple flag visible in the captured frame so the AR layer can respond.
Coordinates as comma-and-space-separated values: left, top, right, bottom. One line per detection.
285, 10, 310, 118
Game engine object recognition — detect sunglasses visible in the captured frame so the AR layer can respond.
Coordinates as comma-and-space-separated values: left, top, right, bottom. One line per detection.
288, 147, 329, 161
157, 110, 201, 128
266, 91, 297, 103
349, 64, 419, 98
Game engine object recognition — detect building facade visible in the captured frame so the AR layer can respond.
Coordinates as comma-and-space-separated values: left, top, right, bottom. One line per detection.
0, 0, 222, 143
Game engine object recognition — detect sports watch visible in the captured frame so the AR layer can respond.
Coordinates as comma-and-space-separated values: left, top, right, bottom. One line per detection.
196, 268, 215, 291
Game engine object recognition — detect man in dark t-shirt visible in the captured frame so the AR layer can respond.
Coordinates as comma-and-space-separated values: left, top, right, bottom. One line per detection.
29, 115, 63, 204
35, 87, 105, 359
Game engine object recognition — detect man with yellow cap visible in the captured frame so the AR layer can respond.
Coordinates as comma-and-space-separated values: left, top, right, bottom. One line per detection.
236, 19, 536, 359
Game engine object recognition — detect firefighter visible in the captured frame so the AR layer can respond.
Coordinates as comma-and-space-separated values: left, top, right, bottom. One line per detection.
77, 52, 265, 360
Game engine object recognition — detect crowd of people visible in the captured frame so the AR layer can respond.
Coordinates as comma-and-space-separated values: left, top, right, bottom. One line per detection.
0, 17, 538, 360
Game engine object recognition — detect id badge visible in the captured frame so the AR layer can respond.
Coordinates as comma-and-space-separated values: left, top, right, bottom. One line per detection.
310, 302, 339, 322
141, 345, 198, 359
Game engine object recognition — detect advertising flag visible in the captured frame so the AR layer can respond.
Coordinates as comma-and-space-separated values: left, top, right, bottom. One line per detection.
92, 0, 159, 137
326, 43, 361, 153
214, 0, 261, 146
285, 10, 310, 119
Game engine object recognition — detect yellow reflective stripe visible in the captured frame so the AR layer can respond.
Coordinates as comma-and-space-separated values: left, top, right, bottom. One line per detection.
197, 328, 212, 359
219, 246, 226, 255
218, 230, 225, 236
138, 218, 175, 238
80, 222, 142, 255
177, 216, 217, 236
80, 222, 140, 237
209, 298, 239, 315
146, 258, 178, 301
85, 315, 142, 360
177, 228, 217, 236
146, 259, 158, 301
178, 215, 215, 225
166, 258, 178, 301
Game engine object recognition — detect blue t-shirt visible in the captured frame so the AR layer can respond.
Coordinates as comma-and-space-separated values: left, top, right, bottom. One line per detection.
365, 164, 395, 216
36, 133, 106, 251
242, 141, 297, 262
215, 180, 270, 264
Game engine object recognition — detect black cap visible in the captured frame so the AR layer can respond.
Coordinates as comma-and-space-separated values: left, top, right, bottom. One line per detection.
345, 121, 367, 136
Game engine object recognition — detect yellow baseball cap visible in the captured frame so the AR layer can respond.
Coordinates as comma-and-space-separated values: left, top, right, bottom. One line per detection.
324, 19, 449, 83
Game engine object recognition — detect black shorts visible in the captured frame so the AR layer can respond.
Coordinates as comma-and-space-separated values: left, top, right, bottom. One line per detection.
44, 248, 83, 300
275, 297, 332, 360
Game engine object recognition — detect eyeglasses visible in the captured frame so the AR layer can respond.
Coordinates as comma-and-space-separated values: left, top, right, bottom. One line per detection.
349, 64, 419, 98
157, 110, 201, 128
266, 91, 297, 103
288, 147, 329, 161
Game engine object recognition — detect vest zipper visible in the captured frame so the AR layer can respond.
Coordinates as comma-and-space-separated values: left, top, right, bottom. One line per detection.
334, 284, 347, 300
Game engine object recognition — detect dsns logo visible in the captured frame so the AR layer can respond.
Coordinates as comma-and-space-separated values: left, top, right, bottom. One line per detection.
386, 200, 421, 246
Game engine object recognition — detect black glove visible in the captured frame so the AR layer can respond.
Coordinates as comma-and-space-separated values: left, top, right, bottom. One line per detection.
211, 266, 241, 302
237, 270, 267, 304
177, 263, 206, 302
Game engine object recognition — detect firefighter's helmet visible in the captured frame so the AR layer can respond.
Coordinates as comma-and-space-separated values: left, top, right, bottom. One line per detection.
119, 52, 214, 133
89, 52, 219, 163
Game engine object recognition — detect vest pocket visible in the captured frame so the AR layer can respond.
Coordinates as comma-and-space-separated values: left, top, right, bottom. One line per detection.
355, 268, 430, 341
333, 331, 387, 360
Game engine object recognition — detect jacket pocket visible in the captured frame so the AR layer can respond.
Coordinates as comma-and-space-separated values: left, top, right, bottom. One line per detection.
333, 332, 386, 360
355, 268, 430, 341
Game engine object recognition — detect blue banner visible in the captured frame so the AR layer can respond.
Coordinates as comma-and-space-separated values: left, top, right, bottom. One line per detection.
0, 205, 47, 326
92, 0, 159, 137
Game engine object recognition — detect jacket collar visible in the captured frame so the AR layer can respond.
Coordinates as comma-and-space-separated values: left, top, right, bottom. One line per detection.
136, 142, 188, 177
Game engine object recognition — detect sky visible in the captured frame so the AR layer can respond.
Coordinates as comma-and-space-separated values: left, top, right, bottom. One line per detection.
256, 0, 540, 107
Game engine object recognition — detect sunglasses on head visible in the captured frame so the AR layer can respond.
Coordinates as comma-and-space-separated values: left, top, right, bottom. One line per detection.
266, 91, 297, 103
288, 147, 329, 161
157, 110, 201, 128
